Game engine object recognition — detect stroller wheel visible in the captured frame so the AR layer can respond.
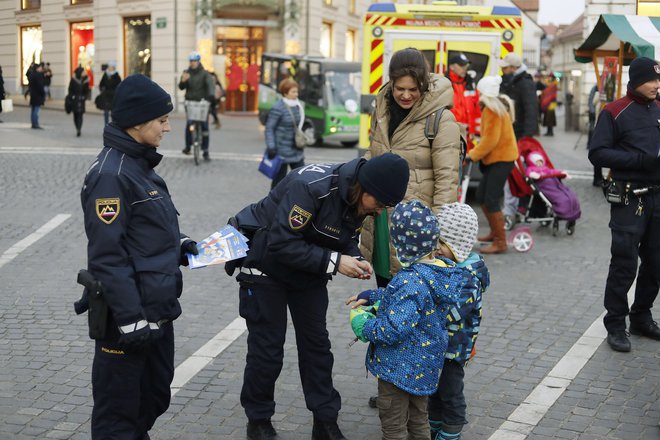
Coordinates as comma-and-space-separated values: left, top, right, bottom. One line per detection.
504, 215, 515, 231
566, 221, 576, 236
540, 220, 551, 227
511, 230, 534, 252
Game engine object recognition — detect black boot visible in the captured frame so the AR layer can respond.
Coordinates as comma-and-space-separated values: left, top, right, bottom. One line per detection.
312, 419, 347, 440
606, 330, 631, 352
247, 419, 279, 440
629, 320, 660, 340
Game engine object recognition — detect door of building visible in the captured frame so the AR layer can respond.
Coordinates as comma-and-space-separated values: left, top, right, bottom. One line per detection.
217, 26, 264, 112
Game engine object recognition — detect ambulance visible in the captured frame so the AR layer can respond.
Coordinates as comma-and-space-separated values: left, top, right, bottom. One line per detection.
359, 1, 524, 152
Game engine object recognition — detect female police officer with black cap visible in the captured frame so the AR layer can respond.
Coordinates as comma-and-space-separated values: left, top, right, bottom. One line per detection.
80, 74, 198, 439
230, 153, 409, 440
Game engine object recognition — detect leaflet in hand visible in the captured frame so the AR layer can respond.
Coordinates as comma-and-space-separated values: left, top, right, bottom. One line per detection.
187, 225, 249, 269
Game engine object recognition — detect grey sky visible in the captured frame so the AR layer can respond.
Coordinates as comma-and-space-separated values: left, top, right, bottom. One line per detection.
537, 0, 586, 25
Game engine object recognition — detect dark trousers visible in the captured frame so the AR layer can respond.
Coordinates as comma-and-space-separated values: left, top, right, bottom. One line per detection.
271, 159, 305, 189
603, 191, 660, 332
30, 105, 40, 127
475, 161, 515, 213
238, 276, 341, 421
91, 321, 175, 440
73, 112, 83, 132
428, 359, 468, 426
185, 120, 209, 151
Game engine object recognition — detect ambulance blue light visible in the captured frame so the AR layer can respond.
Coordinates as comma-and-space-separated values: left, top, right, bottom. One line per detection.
368, 3, 396, 12
492, 6, 520, 16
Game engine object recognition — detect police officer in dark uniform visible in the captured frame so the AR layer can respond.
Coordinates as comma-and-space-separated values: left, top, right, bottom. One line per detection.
231, 153, 410, 440
80, 74, 198, 438
589, 57, 660, 352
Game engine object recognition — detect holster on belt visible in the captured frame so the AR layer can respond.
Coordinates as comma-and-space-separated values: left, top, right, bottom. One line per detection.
74, 269, 108, 340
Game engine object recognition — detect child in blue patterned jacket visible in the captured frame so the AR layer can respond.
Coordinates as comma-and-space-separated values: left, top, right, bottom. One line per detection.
346, 200, 465, 439
428, 202, 490, 440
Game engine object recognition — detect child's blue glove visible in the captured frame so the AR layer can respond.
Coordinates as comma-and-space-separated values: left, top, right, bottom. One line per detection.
349, 307, 376, 342
357, 289, 375, 305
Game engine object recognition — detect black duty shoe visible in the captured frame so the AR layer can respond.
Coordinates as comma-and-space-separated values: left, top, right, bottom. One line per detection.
312, 419, 347, 440
247, 419, 279, 440
203, 152, 211, 161
607, 330, 631, 352
182, 148, 191, 155
368, 395, 377, 408
629, 320, 660, 340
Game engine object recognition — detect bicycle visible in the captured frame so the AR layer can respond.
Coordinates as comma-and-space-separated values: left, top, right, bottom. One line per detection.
184, 100, 210, 165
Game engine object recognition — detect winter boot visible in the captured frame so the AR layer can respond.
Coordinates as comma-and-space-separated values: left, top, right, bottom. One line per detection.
312, 419, 347, 440
477, 205, 494, 242
430, 419, 443, 439
433, 423, 463, 440
480, 211, 507, 254
246, 419, 280, 439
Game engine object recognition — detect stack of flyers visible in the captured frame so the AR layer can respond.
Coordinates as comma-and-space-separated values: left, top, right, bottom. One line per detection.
187, 225, 249, 269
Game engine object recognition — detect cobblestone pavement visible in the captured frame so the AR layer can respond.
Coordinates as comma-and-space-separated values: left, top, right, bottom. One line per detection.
0, 104, 657, 439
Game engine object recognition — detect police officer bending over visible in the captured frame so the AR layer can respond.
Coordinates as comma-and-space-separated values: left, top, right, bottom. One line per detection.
80, 74, 198, 439
589, 57, 660, 352
231, 153, 409, 440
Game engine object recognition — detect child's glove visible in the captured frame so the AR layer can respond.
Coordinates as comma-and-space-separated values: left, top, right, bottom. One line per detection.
349, 307, 376, 342
356, 289, 375, 305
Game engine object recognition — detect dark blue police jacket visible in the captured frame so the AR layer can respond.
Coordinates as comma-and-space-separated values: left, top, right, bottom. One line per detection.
235, 158, 367, 289
589, 87, 660, 183
81, 124, 184, 328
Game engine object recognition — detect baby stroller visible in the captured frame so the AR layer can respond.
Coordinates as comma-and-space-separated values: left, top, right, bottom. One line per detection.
507, 137, 581, 236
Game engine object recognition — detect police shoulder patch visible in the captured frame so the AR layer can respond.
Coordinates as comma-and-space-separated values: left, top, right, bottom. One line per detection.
288, 204, 312, 230
96, 198, 121, 224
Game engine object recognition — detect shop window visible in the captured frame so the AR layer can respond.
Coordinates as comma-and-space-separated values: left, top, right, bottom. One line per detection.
20, 25, 42, 86
345, 29, 355, 61
124, 16, 152, 77
320, 22, 333, 58
21, 0, 40, 10
71, 21, 95, 86
324, 0, 332, 5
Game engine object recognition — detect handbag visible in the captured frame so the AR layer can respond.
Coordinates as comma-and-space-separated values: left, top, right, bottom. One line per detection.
1, 99, 13, 113
64, 95, 73, 114
258, 151, 283, 179
284, 104, 307, 149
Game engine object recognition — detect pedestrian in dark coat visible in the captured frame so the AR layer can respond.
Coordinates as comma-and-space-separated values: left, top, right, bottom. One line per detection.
97, 61, 122, 125
588, 57, 660, 352
499, 53, 538, 139
265, 77, 306, 188
0, 65, 5, 123
28, 63, 46, 129
68, 66, 90, 137
230, 153, 410, 440
80, 74, 198, 440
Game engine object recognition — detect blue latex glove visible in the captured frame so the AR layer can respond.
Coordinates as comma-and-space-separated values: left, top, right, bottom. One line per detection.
350, 307, 376, 342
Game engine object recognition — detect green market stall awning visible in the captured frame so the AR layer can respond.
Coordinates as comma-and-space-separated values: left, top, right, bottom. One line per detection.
575, 14, 660, 64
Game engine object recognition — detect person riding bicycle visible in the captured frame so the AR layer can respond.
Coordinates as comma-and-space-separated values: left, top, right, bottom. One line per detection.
179, 51, 215, 161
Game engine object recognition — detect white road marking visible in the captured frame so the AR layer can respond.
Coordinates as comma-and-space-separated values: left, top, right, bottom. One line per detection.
488, 285, 635, 439
171, 316, 247, 396
0, 214, 71, 269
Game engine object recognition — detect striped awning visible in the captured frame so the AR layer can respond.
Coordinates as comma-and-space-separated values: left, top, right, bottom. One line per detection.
574, 14, 660, 64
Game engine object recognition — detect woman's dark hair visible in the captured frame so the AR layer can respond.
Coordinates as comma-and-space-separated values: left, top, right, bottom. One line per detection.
347, 180, 365, 212
388, 48, 430, 93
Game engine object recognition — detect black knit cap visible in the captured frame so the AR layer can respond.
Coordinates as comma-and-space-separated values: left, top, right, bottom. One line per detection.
112, 74, 173, 128
358, 153, 410, 207
628, 57, 660, 89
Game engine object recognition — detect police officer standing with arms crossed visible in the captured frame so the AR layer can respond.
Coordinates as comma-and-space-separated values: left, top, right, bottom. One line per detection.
229, 153, 410, 440
589, 57, 660, 352
80, 74, 199, 438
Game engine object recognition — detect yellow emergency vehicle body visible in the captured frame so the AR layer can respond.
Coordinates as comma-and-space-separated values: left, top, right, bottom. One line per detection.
359, 2, 524, 151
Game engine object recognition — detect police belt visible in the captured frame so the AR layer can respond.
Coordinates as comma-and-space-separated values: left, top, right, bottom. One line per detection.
240, 267, 267, 277
632, 184, 660, 196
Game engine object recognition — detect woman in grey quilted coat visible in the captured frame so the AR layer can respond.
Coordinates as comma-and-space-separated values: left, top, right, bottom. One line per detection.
265, 78, 305, 188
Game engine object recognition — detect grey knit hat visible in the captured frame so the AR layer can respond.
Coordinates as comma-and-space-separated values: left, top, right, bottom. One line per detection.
436, 202, 478, 263
390, 200, 440, 267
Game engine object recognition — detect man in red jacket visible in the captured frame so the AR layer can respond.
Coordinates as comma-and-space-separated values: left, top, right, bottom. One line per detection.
446, 53, 480, 140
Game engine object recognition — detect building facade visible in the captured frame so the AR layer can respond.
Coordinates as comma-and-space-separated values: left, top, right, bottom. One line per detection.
0, 0, 370, 112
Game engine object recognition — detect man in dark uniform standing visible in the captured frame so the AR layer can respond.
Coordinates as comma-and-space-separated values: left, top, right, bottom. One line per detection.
231, 153, 410, 440
589, 57, 660, 352
80, 74, 198, 438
